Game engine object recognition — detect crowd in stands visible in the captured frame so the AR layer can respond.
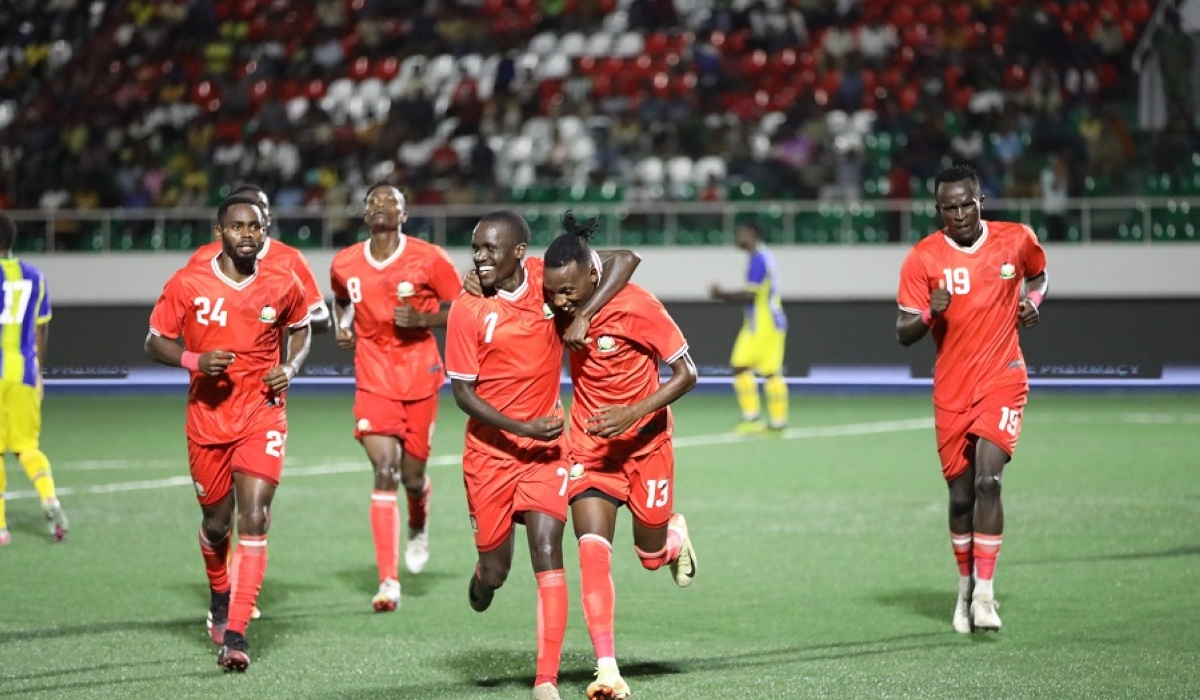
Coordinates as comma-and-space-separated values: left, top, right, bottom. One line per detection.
0, 0, 1193, 245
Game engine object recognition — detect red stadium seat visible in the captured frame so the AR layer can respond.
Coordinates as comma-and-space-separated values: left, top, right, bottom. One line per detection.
739, 50, 768, 80
1125, 0, 1152, 24
645, 32, 669, 55
374, 57, 400, 80
349, 56, 371, 80
303, 79, 325, 100
891, 5, 915, 28
950, 2, 972, 25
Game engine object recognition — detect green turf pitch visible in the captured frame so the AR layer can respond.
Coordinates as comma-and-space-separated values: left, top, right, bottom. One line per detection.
2, 390, 1198, 700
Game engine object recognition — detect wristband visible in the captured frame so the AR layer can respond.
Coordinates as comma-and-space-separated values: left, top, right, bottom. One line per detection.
181, 351, 201, 371
1026, 291, 1043, 309
920, 308, 933, 326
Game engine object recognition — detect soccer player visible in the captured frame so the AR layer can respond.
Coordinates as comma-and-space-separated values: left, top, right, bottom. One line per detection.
330, 184, 462, 612
445, 210, 639, 700
188, 184, 331, 335
145, 195, 312, 670
190, 184, 323, 621
896, 164, 1048, 634
542, 213, 698, 700
0, 212, 68, 546
708, 221, 788, 433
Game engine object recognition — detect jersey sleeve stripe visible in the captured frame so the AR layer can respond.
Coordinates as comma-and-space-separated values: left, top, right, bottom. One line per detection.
148, 326, 168, 337
897, 304, 923, 314
664, 344, 690, 364
287, 312, 312, 329
447, 371, 478, 381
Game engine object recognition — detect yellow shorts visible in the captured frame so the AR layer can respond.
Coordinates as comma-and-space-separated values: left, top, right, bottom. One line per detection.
730, 326, 787, 376
0, 381, 42, 454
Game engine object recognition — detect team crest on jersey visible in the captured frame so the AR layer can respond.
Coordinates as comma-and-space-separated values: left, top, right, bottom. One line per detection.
260, 306, 278, 322
356, 418, 372, 432
193, 481, 207, 498
999, 263, 1016, 280
542, 303, 555, 319
569, 463, 586, 480
597, 336, 618, 352
397, 281, 415, 298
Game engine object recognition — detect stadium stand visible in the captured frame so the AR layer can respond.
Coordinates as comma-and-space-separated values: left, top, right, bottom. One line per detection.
0, 0, 1194, 249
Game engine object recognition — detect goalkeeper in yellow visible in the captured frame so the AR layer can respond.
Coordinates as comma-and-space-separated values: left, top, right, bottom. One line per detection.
0, 212, 68, 545
709, 221, 788, 433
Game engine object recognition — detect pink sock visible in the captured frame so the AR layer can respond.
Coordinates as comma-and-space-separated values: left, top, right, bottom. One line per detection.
578, 535, 615, 660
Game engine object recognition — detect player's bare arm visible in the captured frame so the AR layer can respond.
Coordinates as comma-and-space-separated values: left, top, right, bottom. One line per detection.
897, 280, 951, 346
393, 300, 451, 329
262, 324, 312, 392
450, 378, 564, 441
36, 322, 49, 399
587, 351, 698, 437
564, 249, 641, 350
144, 332, 235, 376
708, 282, 755, 304
332, 296, 356, 350
1018, 271, 1048, 328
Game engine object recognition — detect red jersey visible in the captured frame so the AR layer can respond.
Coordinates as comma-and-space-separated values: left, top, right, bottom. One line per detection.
189, 238, 326, 317
898, 220, 1047, 412
149, 257, 310, 445
565, 284, 688, 463
330, 235, 462, 400
445, 258, 564, 459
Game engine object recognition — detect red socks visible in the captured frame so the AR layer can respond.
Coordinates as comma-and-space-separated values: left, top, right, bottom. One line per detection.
951, 531, 973, 578
200, 529, 231, 593
635, 525, 683, 571
406, 476, 431, 530
227, 534, 267, 635
534, 569, 567, 688
371, 490, 400, 582
973, 533, 1003, 583
579, 535, 615, 660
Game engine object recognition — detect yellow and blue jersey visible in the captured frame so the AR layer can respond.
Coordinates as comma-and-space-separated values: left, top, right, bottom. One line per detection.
743, 247, 787, 334
0, 258, 52, 388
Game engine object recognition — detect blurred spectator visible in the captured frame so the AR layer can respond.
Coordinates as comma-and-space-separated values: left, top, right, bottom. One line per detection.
0, 0, 1175, 219
1152, 117, 1198, 178
885, 159, 912, 243
1156, 10, 1194, 124
1091, 12, 1126, 60
1037, 154, 1069, 242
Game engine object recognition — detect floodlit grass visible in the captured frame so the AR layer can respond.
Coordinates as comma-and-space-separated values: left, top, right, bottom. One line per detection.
2, 390, 1198, 699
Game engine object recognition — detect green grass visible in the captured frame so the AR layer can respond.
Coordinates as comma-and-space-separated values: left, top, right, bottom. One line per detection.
2, 390, 1198, 700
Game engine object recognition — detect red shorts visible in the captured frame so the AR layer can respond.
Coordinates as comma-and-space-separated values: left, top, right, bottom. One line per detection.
462, 446, 569, 553
188, 423, 288, 507
353, 389, 438, 461
568, 440, 675, 529
935, 383, 1028, 481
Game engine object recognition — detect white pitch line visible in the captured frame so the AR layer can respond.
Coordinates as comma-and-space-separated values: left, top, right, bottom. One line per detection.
3, 418, 933, 501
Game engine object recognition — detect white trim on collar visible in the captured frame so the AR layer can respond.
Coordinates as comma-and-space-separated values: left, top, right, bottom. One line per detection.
496, 259, 529, 302
941, 220, 989, 254
362, 233, 407, 269
209, 255, 258, 290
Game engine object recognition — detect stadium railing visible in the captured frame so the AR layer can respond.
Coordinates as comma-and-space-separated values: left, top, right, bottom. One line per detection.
4, 196, 1196, 252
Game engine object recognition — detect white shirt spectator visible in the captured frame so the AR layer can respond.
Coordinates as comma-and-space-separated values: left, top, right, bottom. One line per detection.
857, 22, 898, 60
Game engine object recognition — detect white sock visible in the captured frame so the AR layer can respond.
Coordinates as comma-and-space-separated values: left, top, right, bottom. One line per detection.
974, 578, 994, 598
